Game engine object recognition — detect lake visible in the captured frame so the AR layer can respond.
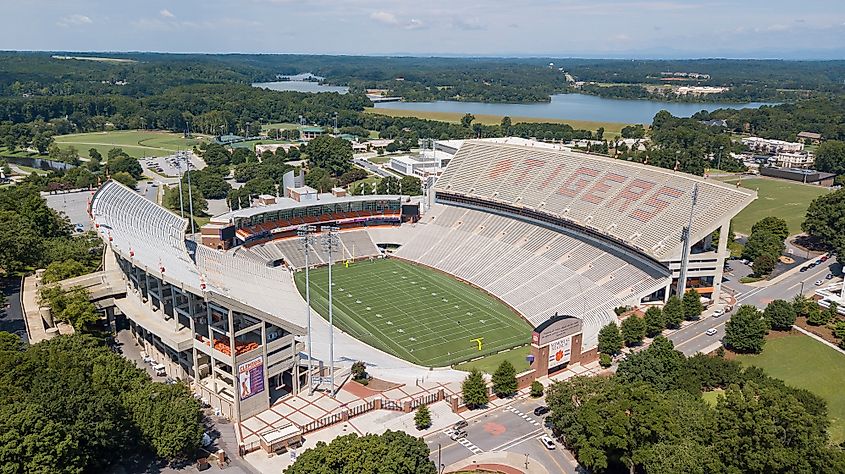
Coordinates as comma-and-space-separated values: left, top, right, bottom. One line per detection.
373, 93, 773, 124
253, 80, 349, 94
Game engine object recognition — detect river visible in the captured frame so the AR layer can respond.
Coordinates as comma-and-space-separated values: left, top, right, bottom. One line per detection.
373, 93, 773, 124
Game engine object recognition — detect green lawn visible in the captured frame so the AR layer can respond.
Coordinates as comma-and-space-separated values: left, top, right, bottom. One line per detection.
716, 176, 831, 235
365, 108, 629, 138
294, 258, 531, 367
736, 333, 845, 444
261, 122, 301, 131
230, 139, 290, 150
53, 130, 210, 159
454, 345, 531, 374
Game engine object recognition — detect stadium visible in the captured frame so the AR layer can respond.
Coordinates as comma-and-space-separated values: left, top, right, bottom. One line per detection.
89, 141, 755, 423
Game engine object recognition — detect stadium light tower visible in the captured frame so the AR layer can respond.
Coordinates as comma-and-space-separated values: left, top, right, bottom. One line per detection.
322, 225, 341, 397
298, 225, 317, 395
184, 151, 196, 237
677, 183, 699, 297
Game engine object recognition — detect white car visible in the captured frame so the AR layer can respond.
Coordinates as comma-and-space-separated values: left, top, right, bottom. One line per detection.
815, 280, 823, 286
705, 328, 718, 336
711, 309, 724, 318
449, 430, 466, 441
539, 435, 556, 450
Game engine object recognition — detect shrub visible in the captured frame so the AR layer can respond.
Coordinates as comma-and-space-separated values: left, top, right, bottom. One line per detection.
530, 380, 544, 398
599, 353, 612, 368
414, 404, 431, 430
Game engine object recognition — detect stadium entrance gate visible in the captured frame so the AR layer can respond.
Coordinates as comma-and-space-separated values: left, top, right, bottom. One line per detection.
531, 314, 586, 377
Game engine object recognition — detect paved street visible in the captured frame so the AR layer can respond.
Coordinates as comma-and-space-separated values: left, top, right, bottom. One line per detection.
671, 255, 841, 356
425, 397, 579, 474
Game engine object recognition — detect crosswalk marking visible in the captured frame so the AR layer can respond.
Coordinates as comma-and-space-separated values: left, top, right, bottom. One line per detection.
444, 428, 483, 454
506, 406, 541, 426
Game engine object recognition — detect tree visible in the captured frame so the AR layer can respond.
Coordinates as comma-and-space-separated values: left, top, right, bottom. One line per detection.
414, 404, 431, 430
306, 135, 353, 176
108, 154, 143, 179
42, 259, 87, 283
597, 322, 623, 355
682, 289, 704, 321
764, 299, 796, 331
802, 189, 845, 256
724, 304, 768, 353
644, 306, 666, 338
595, 127, 605, 140
751, 216, 789, 242
377, 176, 400, 194
500, 116, 512, 134
815, 140, 845, 176
492, 360, 517, 398
807, 303, 832, 326
621, 315, 646, 346
304, 167, 335, 192
111, 171, 137, 189
124, 383, 203, 459
462, 369, 488, 409
163, 184, 208, 217
599, 353, 612, 368
399, 176, 422, 196
620, 124, 646, 139
616, 336, 688, 392
338, 168, 368, 186
460, 113, 475, 128
285, 431, 436, 474
0, 210, 42, 274
530, 380, 544, 398
0, 331, 23, 352
752, 253, 777, 276
663, 295, 684, 329
351, 360, 368, 383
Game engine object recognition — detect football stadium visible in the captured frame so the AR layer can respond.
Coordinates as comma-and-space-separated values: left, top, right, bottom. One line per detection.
88, 140, 755, 424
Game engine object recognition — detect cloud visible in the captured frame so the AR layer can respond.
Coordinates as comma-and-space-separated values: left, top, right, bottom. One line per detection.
57, 14, 92, 27
370, 11, 425, 30
160, 9, 175, 18
370, 11, 399, 25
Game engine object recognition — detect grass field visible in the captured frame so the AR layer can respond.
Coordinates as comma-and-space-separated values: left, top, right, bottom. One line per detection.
454, 345, 531, 374
294, 258, 531, 367
736, 333, 845, 444
716, 176, 831, 235
365, 108, 628, 138
53, 130, 210, 159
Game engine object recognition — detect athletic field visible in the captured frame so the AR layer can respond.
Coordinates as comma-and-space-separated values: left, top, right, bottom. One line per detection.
53, 130, 209, 159
716, 176, 831, 235
294, 258, 531, 367
736, 332, 845, 444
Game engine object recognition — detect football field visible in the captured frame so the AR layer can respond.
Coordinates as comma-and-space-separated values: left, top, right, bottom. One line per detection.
294, 258, 531, 367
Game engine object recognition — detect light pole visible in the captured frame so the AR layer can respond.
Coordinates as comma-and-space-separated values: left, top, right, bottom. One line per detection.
799, 280, 806, 296
185, 151, 196, 236
323, 225, 340, 397
717, 145, 724, 171
298, 225, 317, 395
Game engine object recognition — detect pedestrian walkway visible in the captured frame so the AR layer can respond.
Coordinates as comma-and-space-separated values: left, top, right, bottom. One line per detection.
505, 406, 541, 427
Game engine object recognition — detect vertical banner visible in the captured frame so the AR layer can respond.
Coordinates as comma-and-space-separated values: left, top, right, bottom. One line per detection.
238, 356, 265, 401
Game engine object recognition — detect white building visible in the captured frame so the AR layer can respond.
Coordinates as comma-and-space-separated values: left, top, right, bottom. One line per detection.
742, 137, 804, 154
774, 151, 815, 169
388, 149, 452, 178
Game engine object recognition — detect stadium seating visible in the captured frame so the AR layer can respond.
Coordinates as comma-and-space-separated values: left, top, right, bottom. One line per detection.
434, 142, 755, 259
390, 203, 668, 348
240, 230, 382, 269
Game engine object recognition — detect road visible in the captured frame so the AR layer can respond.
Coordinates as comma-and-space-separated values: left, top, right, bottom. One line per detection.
354, 157, 394, 177
670, 255, 841, 356
425, 397, 579, 474
0, 277, 27, 344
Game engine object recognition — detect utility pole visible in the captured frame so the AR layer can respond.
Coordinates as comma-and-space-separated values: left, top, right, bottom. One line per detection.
298, 225, 317, 395
177, 151, 184, 218
323, 225, 340, 397
717, 145, 724, 171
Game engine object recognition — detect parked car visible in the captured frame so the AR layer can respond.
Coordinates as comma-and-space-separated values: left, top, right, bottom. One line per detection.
815, 280, 823, 286
821, 256, 829, 262
453, 420, 468, 430
800, 266, 809, 272
826, 273, 834, 280
705, 328, 718, 336
534, 406, 550, 416
539, 435, 556, 450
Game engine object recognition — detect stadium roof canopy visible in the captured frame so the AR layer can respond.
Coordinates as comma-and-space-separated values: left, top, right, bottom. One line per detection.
434, 142, 756, 260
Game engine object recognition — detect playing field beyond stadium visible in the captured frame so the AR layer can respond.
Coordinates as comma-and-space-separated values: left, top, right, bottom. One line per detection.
294, 258, 531, 367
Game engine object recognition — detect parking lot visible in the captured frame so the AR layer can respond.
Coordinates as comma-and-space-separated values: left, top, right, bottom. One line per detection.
143, 152, 205, 178
425, 397, 578, 473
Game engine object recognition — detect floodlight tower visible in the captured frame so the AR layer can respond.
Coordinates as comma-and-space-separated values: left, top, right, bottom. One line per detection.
677, 183, 699, 297
322, 225, 341, 397
298, 225, 317, 395
184, 151, 196, 237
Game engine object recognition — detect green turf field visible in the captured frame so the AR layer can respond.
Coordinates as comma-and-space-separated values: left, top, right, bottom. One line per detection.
53, 130, 209, 159
294, 258, 531, 367
716, 176, 831, 235
736, 333, 845, 444
454, 345, 531, 374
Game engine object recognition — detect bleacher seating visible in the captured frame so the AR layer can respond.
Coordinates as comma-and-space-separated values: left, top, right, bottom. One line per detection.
240, 230, 382, 269
391, 204, 668, 349
434, 142, 756, 260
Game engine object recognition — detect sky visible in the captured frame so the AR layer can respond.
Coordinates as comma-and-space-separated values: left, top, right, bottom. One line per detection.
2, 0, 845, 59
